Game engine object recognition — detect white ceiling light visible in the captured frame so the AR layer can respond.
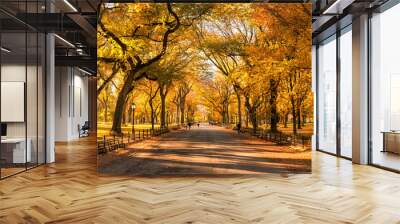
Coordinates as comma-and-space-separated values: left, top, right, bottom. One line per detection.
54, 34, 75, 48
78, 67, 93, 76
1, 47, 11, 53
63, 0, 78, 12
323, 0, 355, 15
76, 48, 86, 55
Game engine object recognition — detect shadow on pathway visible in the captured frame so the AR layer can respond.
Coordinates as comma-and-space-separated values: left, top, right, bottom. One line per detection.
98, 125, 311, 176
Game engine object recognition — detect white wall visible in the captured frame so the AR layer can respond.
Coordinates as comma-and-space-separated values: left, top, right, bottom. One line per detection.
55, 67, 89, 141
72, 72, 89, 138
55, 66, 69, 140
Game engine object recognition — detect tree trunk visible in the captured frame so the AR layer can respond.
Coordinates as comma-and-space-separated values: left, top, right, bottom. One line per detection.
245, 110, 249, 128
176, 102, 180, 125
250, 109, 257, 134
234, 87, 241, 126
284, 113, 288, 128
221, 103, 225, 124
112, 91, 129, 135
269, 79, 279, 133
180, 101, 185, 124
150, 100, 155, 131
122, 109, 126, 125
104, 102, 108, 123
226, 103, 229, 124
245, 96, 258, 134
297, 106, 302, 130
160, 86, 167, 128
111, 69, 139, 135
222, 101, 229, 124
104, 2, 181, 135
291, 99, 297, 135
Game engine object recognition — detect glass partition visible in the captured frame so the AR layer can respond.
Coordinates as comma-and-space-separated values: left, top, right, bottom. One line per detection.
317, 35, 337, 154
0, 1, 46, 179
0, 30, 28, 178
339, 26, 352, 158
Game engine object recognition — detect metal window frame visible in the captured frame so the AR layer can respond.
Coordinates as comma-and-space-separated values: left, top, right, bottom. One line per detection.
315, 23, 353, 162
316, 0, 400, 172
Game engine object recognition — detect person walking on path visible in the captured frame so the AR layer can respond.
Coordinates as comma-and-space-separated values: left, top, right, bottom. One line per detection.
236, 123, 241, 134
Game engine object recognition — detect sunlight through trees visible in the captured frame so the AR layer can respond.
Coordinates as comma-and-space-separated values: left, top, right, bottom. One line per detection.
97, 3, 312, 137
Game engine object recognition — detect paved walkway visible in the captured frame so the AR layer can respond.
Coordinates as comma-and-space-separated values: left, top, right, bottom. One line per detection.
98, 125, 311, 176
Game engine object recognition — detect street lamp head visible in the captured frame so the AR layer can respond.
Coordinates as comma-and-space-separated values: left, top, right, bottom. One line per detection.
131, 103, 136, 110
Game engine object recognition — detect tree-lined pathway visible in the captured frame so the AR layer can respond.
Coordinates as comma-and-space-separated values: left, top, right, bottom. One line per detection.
98, 125, 311, 176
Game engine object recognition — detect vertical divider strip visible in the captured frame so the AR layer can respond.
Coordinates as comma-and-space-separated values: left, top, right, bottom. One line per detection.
315, 45, 319, 151
25, 0, 28, 171
336, 28, 341, 157
0, 17, 2, 179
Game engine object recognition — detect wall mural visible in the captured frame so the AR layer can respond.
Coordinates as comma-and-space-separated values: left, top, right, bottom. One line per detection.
97, 3, 313, 175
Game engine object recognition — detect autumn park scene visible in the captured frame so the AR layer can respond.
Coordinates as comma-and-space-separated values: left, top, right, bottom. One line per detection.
97, 3, 313, 175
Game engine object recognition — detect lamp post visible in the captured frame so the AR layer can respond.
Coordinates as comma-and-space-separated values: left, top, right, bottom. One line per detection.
131, 103, 136, 141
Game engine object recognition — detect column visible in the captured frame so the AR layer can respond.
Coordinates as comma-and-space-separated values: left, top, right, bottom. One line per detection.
352, 14, 369, 164
46, 32, 55, 163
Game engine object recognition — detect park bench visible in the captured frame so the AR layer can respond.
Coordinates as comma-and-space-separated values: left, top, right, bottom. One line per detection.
97, 136, 126, 154
97, 127, 173, 155
239, 127, 311, 147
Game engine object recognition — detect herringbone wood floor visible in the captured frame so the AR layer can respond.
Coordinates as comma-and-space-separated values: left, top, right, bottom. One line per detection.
1, 132, 400, 223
